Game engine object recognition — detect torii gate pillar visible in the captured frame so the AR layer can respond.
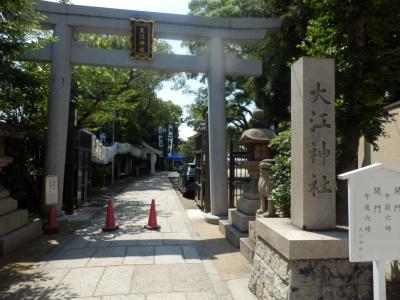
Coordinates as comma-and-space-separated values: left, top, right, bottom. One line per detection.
43, 21, 72, 215
206, 37, 228, 223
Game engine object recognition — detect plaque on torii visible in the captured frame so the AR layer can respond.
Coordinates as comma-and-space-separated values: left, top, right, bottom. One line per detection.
130, 19, 154, 60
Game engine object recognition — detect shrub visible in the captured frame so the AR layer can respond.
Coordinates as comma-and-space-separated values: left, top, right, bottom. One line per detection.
269, 124, 291, 217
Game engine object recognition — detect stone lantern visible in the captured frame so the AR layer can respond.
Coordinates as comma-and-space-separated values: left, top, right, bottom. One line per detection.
219, 108, 275, 247
236, 109, 275, 215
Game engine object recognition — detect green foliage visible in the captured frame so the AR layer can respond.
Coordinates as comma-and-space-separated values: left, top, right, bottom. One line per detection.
72, 34, 183, 145
0, 0, 49, 212
184, 83, 253, 134
186, 0, 309, 132
268, 124, 291, 217
299, 0, 399, 154
178, 137, 196, 163
0, 0, 48, 128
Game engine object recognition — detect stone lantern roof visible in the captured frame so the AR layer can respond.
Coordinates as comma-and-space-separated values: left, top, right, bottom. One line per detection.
239, 128, 276, 144
238, 108, 276, 144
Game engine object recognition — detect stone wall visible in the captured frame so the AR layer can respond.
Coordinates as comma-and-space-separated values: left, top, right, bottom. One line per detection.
249, 236, 373, 300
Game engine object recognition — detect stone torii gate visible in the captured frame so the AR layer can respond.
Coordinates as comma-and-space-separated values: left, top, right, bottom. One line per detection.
27, 0, 280, 222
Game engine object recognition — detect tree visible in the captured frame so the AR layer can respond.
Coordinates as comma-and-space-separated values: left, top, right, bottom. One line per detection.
0, 0, 50, 213
184, 83, 253, 135
72, 34, 183, 145
300, 0, 400, 224
187, 0, 309, 130
189, 0, 400, 225
178, 137, 196, 163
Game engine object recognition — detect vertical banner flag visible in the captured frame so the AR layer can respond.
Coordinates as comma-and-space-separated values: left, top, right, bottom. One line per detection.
158, 127, 163, 148
168, 125, 173, 155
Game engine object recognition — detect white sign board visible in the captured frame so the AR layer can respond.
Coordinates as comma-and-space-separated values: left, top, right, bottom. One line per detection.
45, 175, 58, 205
339, 163, 400, 300
349, 177, 400, 262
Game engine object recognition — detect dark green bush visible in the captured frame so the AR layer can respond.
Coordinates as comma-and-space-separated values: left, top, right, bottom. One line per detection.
269, 124, 291, 217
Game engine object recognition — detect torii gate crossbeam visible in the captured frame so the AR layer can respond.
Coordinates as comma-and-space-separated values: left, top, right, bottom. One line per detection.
28, 0, 281, 223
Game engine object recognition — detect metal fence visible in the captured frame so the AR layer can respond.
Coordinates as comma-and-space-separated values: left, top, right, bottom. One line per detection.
228, 139, 249, 208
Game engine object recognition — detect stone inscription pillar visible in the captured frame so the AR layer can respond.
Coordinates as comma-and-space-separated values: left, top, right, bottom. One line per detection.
291, 57, 336, 230
206, 36, 228, 221
43, 20, 72, 215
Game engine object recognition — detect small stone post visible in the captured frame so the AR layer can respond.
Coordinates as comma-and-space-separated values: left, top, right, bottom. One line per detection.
291, 57, 336, 230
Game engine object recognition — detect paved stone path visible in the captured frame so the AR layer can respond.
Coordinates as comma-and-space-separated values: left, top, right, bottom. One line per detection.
1, 173, 234, 300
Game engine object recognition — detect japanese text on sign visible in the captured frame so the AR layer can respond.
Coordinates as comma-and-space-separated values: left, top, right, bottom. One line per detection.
130, 19, 154, 60
45, 175, 58, 205
352, 178, 400, 262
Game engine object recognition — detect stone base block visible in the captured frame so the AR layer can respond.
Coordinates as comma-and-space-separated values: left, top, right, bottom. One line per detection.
0, 221, 42, 255
255, 218, 348, 259
219, 220, 247, 248
240, 237, 255, 263
248, 221, 257, 244
249, 218, 373, 299
236, 197, 259, 215
205, 212, 227, 225
228, 209, 255, 232
0, 209, 28, 236
0, 197, 18, 216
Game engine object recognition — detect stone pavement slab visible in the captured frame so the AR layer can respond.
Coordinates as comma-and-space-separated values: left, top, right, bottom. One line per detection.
51, 267, 104, 298
182, 246, 202, 263
146, 292, 186, 300
101, 296, 145, 300
154, 246, 185, 264
169, 264, 213, 292
124, 246, 154, 265
0, 173, 254, 299
88, 246, 125, 267
131, 264, 173, 294
94, 265, 134, 296
45, 247, 96, 269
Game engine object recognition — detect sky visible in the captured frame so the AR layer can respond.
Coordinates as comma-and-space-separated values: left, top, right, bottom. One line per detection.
46, 0, 200, 140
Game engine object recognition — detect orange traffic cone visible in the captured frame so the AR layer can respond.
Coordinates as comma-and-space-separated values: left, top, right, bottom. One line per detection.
144, 199, 161, 230
44, 205, 59, 234
102, 199, 119, 231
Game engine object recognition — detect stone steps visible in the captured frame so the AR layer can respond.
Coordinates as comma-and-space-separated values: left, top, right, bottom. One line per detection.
0, 197, 18, 216
228, 208, 255, 232
240, 237, 256, 263
0, 209, 28, 236
219, 220, 247, 248
240, 221, 257, 263
0, 220, 42, 255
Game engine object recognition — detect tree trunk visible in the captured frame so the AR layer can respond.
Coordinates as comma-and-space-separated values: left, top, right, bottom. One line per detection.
336, 131, 360, 226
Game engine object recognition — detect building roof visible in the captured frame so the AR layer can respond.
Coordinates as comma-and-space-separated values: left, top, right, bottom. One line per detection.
142, 142, 162, 155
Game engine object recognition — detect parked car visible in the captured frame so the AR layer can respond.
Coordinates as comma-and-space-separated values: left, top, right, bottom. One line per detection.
178, 163, 196, 197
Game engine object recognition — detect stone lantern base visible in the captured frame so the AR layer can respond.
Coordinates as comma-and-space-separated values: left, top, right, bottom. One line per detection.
219, 161, 260, 247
